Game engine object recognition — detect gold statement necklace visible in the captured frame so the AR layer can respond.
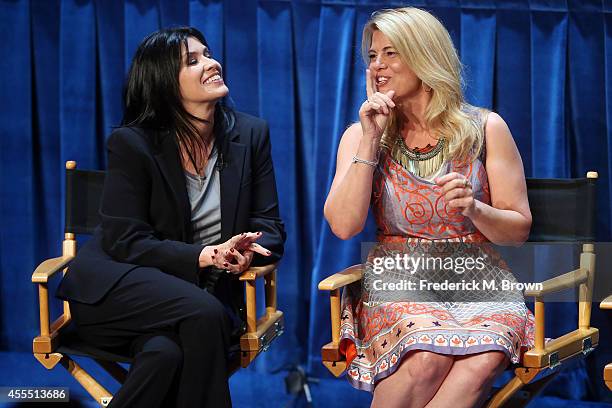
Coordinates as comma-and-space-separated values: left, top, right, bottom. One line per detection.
382, 124, 448, 178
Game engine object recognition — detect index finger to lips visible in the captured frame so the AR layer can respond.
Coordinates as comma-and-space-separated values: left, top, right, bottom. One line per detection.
365, 69, 377, 99
370, 68, 379, 94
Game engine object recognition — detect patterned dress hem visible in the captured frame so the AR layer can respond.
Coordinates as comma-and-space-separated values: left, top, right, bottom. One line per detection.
343, 336, 512, 392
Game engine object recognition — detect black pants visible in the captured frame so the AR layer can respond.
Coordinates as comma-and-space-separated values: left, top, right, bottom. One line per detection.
69, 266, 232, 408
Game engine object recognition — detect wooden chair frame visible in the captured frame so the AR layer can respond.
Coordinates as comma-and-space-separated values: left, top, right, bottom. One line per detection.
601, 295, 612, 391
318, 171, 600, 407
32, 161, 284, 407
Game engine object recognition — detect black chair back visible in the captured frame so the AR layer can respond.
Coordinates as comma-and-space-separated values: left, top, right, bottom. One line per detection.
65, 167, 105, 235
526, 176, 596, 242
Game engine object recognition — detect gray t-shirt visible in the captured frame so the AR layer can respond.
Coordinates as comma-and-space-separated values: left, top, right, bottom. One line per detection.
184, 147, 222, 246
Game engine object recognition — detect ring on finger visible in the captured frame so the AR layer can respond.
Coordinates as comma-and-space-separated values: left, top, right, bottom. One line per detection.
463, 178, 472, 189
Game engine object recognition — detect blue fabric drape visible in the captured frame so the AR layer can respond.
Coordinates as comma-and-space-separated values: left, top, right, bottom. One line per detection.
1, 0, 610, 403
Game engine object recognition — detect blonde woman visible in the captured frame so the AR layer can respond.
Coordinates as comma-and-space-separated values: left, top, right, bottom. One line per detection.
324, 8, 535, 408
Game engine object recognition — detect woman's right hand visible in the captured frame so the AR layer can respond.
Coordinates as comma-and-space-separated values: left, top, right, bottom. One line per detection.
359, 69, 395, 143
199, 232, 271, 273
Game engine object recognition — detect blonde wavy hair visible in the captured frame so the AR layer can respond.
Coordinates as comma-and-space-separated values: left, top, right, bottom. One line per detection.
363, 7, 484, 162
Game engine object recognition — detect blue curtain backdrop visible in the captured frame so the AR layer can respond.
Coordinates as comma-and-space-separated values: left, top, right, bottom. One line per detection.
1, 0, 611, 404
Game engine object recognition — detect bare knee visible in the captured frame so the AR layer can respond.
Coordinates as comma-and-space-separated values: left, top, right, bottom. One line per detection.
403, 351, 454, 385
457, 352, 508, 391
372, 351, 454, 408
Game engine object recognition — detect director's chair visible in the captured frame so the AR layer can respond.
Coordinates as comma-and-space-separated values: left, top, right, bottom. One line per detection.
601, 295, 612, 391
318, 171, 600, 407
32, 161, 284, 407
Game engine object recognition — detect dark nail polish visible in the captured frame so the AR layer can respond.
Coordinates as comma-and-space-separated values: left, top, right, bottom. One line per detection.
211, 255, 215, 259
230, 248, 235, 253
214, 249, 218, 254
224, 262, 229, 267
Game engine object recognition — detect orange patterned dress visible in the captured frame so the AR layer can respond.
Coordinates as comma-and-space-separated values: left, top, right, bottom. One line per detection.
339, 126, 536, 392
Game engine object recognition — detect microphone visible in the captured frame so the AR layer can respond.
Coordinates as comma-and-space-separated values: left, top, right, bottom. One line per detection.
216, 152, 226, 170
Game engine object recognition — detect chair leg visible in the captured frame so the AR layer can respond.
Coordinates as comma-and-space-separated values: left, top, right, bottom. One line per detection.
490, 371, 560, 408
486, 376, 525, 408
513, 372, 559, 408
95, 359, 128, 384
60, 356, 113, 407
322, 360, 347, 377
241, 350, 258, 368
33, 352, 63, 369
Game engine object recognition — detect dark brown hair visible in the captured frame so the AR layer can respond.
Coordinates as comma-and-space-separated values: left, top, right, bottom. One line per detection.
122, 26, 234, 172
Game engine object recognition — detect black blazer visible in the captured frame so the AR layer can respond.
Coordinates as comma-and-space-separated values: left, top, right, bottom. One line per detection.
57, 111, 286, 305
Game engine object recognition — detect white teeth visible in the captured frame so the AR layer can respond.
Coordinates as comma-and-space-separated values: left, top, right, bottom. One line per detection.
204, 74, 222, 84
377, 76, 389, 83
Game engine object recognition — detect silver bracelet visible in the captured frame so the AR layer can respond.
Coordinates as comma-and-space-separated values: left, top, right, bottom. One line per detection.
351, 155, 378, 168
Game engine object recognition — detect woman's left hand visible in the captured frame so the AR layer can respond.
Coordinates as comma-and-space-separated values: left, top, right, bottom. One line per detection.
200, 232, 272, 274
222, 232, 271, 274
435, 172, 476, 217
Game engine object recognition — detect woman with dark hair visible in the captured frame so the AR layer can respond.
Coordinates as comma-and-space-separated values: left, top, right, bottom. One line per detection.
57, 27, 285, 407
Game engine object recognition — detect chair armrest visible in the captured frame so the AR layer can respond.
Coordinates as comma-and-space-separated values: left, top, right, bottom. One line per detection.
238, 263, 277, 281
32, 255, 75, 283
521, 327, 599, 368
32, 255, 74, 353
239, 263, 283, 367
317, 265, 363, 357
524, 268, 587, 297
318, 265, 363, 291
527, 267, 593, 352
601, 295, 612, 310
241, 263, 279, 338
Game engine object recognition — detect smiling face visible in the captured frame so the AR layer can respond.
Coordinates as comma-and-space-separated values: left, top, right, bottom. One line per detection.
368, 30, 423, 101
178, 36, 229, 109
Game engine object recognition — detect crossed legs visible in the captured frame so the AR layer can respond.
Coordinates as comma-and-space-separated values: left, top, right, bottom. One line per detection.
371, 350, 509, 408
70, 266, 232, 408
